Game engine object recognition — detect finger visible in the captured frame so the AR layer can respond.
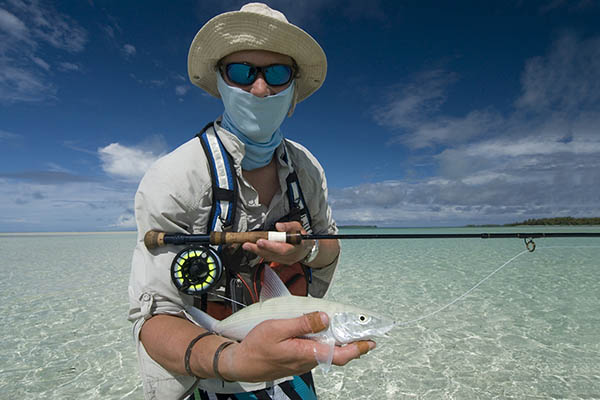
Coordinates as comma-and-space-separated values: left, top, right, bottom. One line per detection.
255, 239, 293, 254
242, 242, 260, 254
269, 312, 329, 341
275, 221, 304, 233
331, 341, 376, 366
242, 242, 291, 263
305, 312, 329, 333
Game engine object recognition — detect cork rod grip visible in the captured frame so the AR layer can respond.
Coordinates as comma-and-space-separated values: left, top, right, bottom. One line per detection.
209, 231, 303, 245
144, 230, 165, 250
210, 231, 267, 244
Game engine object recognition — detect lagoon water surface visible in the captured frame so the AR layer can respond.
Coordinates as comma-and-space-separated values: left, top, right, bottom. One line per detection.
1, 227, 598, 399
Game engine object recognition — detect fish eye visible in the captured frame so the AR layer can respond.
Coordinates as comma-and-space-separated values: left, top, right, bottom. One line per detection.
357, 314, 371, 324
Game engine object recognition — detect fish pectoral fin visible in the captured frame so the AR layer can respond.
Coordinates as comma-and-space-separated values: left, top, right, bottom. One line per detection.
313, 335, 336, 373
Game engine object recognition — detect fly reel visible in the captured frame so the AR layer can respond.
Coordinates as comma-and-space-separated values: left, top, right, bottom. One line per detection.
171, 246, 223, 296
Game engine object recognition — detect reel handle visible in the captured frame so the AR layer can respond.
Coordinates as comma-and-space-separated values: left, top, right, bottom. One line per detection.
144, 230, 303, 249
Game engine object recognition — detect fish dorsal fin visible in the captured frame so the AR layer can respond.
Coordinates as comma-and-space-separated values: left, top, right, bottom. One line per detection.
260, 266, 292, 302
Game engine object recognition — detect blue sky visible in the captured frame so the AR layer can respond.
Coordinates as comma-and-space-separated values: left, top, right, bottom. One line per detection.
1, 0, 599, 232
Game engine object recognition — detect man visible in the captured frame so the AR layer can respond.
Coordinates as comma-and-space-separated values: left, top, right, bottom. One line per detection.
128, 3, 374, 399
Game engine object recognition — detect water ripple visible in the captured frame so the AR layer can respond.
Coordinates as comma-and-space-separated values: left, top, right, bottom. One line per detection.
1, 229, 599, 399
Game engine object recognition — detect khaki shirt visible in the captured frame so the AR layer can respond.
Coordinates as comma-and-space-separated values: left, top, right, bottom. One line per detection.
128, 122, 339, 397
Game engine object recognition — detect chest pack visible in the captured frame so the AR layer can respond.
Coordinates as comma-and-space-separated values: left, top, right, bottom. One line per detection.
195, 122, 314, 319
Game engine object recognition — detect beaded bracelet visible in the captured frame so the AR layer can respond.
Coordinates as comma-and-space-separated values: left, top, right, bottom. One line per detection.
184, 332, 215, 377
213, 341, 236, 382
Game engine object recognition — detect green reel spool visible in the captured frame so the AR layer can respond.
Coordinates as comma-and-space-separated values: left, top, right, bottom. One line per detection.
170, 246, 223, 296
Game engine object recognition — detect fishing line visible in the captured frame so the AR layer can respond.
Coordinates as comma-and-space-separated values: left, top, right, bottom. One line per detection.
537, 245, 600, 250
212, 293, 247, 308
394, 249, 529, 328
213, 245, 600, 321
394, 245, 600, 329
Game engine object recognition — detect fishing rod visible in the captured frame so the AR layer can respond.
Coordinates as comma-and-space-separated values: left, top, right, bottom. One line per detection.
144, 229, 600, 250
144, 229, 600, 298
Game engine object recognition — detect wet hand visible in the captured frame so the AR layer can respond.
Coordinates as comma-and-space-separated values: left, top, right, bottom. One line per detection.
217, 312, 375, 382
242, 221, 313, 265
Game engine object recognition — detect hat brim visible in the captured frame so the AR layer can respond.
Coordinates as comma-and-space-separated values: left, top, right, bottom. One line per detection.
188, 10, 327, 103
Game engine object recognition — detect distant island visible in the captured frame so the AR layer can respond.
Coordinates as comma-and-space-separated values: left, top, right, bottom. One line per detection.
338, 225, 378, 229
467, 217, 600, 227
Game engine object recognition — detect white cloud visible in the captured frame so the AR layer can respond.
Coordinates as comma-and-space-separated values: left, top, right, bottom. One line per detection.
376, 33, 600, 150
122, 43, 136, 58
0, 135, 169, 231
98, 136, 167, 182
355, 32, 600, 226
375, 69, 458, 134
58, 62, 80, 71
113, 212, 136, 229
330, 152, 600, 226
175, 85, 190, 96
392, 109, 504, 149
0, 129, 21, 140
103, 24, 116, 39
10, 0, 87, 52
0, 64, 55, 102
460, 137, 600, 159
0, 134, 170, 231
0, 177, 135, 232
98, 143, 162, 182
31, 55, 50, 70
0, 0, 87, 103
45, 162, 73, 173
129, 73, 169, 88
0, 7, 28, 40
516, 33, 600, 114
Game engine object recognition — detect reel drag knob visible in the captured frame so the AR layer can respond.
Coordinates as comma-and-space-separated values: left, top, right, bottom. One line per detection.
171, 246, 222, 296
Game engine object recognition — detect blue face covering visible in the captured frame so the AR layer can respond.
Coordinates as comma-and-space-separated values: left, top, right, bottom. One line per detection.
216, 72, 295, 170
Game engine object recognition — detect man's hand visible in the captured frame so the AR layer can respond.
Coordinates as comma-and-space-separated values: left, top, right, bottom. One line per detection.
242, 221, 312, 265
218, 311, 375, 382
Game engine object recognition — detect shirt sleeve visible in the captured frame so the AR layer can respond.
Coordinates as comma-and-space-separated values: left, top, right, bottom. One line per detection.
306, 170, 340, 298
287, 141, 340, 298
127, 140, 212, 340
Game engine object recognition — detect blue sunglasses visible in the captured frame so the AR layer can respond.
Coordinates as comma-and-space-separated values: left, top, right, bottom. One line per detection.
220, 62, 296, 86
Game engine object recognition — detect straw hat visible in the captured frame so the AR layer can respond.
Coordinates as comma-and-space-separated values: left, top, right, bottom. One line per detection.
188, 3, 327, 103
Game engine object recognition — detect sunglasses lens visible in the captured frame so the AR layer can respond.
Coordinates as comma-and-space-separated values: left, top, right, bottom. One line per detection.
224, 63, 293, 86
225, 64, 256, 85
264, 65, 292, 86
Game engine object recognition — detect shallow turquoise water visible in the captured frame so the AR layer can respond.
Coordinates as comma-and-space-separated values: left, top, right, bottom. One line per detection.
0, 228, 598, 399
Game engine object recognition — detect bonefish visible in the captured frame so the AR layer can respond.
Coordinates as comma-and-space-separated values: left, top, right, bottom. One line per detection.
185, 266, 395, 350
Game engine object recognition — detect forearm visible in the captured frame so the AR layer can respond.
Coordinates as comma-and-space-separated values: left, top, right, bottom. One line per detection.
303, 238, 339, 269
139, 314, 230, 378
